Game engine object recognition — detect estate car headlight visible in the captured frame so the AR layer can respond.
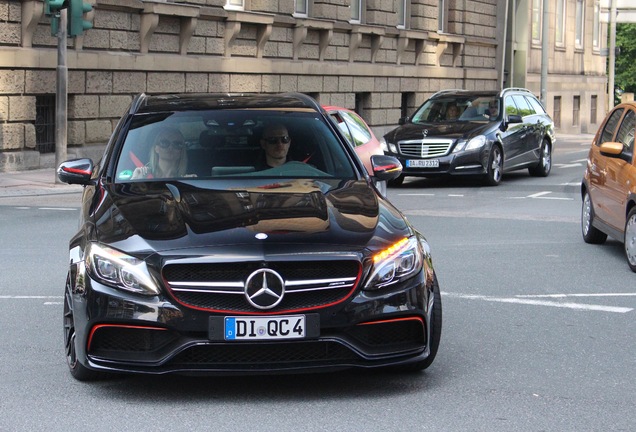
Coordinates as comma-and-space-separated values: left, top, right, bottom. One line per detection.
85, 243, 160, 296
364, 237, 423, 290
453, 135, 487, 153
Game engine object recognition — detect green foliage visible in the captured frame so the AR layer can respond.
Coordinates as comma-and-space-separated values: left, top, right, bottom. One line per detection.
615, 23, 636, 94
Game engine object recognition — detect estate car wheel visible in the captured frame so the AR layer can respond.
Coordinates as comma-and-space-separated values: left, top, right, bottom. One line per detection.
529, 139, 551, 177
484, 145, 503, 186
63, 276, 101, 381
624, 208, 636, 272
581, 191, 607, 244
400, 274, 442, 372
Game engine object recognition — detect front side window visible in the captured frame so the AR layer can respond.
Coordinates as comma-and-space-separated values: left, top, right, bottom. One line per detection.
599, 108, 624, 145
615, 110, 635, 154
512, 95, 535, 117
505, 96, 519, 116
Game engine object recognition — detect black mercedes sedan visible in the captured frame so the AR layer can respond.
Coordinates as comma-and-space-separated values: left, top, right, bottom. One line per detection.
57, 92, 442, 380
382, 88, 556, 186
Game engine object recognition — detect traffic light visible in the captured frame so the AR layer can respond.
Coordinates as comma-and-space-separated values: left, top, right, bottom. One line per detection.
67, 0, 93, 37
44, 0, 67, 16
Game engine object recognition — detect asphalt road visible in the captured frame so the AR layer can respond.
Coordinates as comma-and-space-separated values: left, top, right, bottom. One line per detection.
0, 134, 634, 431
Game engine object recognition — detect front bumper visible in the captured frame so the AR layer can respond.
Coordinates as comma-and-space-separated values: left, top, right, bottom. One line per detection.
71, 272, 434, 375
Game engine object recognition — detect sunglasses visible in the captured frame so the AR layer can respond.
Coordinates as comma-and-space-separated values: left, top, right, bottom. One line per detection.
263, 135, 291, 145
157, 139, 185, 149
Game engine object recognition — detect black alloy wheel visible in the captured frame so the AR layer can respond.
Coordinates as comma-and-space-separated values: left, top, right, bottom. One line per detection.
63, 276, 101, 381
581, 191, 607, 244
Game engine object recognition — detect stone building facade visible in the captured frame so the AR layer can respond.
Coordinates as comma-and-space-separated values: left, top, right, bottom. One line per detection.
0, 0, 606, 172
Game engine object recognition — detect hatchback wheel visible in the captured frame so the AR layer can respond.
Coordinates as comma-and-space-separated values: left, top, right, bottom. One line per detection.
64, 277, 101, 381
529, 139, 551, 177
624, 208, 636, 272
484, 145, 502, 186
581, 191, 607, 244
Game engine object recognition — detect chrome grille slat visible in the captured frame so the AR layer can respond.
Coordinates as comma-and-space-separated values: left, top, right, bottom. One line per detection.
398, 138, 454, 158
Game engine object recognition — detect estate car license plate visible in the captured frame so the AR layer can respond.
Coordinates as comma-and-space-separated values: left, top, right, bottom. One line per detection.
224, 315, 305, 340
407, 159, 440, 168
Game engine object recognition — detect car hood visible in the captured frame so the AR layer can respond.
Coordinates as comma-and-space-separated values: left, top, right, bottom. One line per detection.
91, 179, 411, 254
384, 121, 493, 142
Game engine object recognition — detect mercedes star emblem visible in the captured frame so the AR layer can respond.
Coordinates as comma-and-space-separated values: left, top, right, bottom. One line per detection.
244, 269, 285, 309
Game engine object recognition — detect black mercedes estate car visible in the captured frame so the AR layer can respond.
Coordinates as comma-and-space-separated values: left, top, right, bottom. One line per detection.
57, 92, 442, 380
382, 88, 556, 186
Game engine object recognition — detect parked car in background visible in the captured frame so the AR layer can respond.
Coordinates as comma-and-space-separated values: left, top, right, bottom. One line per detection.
581, 101, 636, 271
381, 88, 556, 186
57, 92, 442, 380
324, 105, 387, 196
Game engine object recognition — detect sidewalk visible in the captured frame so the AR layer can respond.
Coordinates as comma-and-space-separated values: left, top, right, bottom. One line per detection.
0, 168, 83, 197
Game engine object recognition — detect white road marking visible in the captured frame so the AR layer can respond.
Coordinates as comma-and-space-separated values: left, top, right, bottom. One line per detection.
0, 296, 63, 299
398, 193, 435, 196
554, 163, 583, 169
442, 292, 633, 313
517, 293, 636, 298
38, 207, 77, 211
509, 191, 574, 201
528, 191, 551, 198
448, 194, 464, 197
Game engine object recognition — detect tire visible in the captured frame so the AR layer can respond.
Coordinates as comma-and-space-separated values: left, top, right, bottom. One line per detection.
529, 139, 551, 177
624, 208, 636, 272
581, 191, 607, 244
63, 277, 102, 381
400, 274, 442, 372
388, 173, 405, 187
484, 145, 503, 186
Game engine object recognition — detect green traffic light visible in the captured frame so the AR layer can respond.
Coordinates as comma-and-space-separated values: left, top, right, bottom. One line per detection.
67, 0, 93, 37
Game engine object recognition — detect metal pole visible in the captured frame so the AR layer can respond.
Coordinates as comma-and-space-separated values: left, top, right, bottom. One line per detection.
540, 0, 549, 106
55, 9, 68, 183
608, 0, 617, 110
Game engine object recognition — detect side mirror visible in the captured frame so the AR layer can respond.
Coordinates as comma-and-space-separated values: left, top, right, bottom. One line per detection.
57, 158, 94, 185
370, 155, 402, 181
500, 114, 523, 131
398, 116, 409, 126
599, 141, 627, 159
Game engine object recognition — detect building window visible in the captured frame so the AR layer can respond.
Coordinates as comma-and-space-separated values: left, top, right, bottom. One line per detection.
593, 1, 601, 50
397, 0, 407, 28
35, 95, 55, 154
591, 95, 598, 125
531, 0, 542, 45
553, 96, 561, 129
556, 0, 566, 47
438, 0, 447, 33
225, 0, 244, 10
575, 0, 584, 49
573, 96, 580, 127
351, 0, 361, 22
295, 0, 308, 16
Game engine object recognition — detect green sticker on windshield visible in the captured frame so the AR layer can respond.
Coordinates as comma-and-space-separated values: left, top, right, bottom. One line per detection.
118, 170, 133, 180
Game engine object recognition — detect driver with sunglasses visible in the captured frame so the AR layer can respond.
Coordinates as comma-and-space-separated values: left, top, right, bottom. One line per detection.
132, 127, 194, 179
258, 123, 292, 169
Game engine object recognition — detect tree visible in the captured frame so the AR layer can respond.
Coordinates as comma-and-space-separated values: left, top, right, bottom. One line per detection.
615, 23, 636, 95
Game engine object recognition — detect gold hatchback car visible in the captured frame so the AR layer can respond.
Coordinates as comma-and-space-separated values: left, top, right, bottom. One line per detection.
581, 101, 636, 271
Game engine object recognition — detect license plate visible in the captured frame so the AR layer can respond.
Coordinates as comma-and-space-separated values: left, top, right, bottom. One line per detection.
224, 315, 305, 340
407, 159, 440, 168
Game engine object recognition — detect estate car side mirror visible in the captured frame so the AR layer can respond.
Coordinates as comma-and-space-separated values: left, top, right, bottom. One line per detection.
57, 158, 94, 186
500, 114, 523, 132
398, 116, 409, 126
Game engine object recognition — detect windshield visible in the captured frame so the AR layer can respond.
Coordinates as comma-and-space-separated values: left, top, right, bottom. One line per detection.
114, 109, 357, 183
411, 95, 500, 124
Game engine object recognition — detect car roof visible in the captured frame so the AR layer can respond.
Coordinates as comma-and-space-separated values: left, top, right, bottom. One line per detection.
322, 105, 351, 112
132, 92, 322, 114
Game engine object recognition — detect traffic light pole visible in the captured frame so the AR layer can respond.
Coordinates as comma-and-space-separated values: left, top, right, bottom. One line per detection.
55, 9, 68, 183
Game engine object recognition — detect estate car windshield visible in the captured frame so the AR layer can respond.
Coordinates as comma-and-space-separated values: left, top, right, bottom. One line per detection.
411, 96, 500, 124
114, 109, 357, 183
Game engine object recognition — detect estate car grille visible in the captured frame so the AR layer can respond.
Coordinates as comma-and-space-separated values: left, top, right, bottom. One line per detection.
398, 138, 454, 158
163, 261, 361, 313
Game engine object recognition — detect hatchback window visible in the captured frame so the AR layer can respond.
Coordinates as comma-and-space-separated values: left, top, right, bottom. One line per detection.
615, 110, 635, 153
599, 108, 624, 145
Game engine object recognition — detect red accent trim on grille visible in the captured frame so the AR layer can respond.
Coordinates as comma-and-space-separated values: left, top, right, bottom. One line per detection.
87, 324, 167, 351
357, 316, 424, 326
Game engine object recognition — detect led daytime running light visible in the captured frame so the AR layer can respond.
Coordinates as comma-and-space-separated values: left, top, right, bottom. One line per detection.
373, 237, 409, 264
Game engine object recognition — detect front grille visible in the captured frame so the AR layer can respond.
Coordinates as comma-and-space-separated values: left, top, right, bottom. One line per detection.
163, 260, 361, 313
170, 341, 360, 367
399, 138, 453, 158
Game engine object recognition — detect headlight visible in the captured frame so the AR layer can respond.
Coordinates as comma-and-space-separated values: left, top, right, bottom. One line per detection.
85, 243, 160, 296
380, 137, 397, 154
364, 237, 422, 290
453, 135, 487, 153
